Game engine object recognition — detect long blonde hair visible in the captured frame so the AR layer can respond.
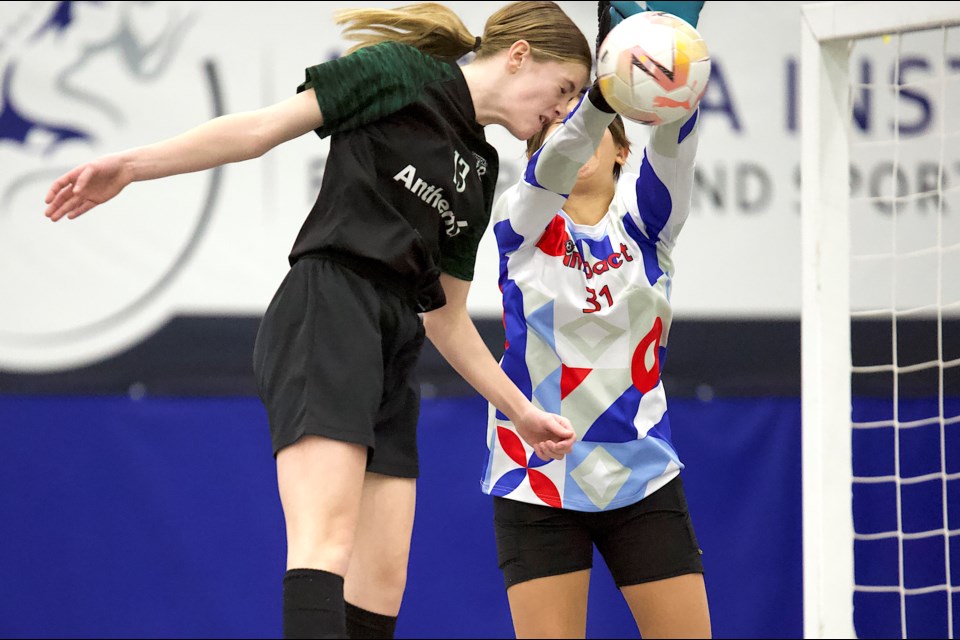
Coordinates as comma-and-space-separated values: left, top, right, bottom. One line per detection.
335, 2, 592, 70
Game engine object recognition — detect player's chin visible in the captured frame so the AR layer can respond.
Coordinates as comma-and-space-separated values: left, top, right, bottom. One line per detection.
508, 120, 543, 142
577, 161, 601, 181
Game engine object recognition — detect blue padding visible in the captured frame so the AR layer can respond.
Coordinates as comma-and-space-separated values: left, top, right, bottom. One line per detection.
0, 396, 285, 639
1, 395, 956, 638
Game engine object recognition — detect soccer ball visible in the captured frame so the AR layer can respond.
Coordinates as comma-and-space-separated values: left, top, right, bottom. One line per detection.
596, 11, 711, 126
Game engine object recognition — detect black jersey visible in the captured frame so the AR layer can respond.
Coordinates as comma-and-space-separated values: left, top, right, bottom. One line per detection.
290, 42, 500, 312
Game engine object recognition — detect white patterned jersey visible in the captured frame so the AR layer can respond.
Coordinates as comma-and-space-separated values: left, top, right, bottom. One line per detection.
481, 92, 700, 512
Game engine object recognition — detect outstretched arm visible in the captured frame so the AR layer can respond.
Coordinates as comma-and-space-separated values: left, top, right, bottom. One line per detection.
45, 42, 453, 222
44, 89, 324, 221
423, 274, 576, 460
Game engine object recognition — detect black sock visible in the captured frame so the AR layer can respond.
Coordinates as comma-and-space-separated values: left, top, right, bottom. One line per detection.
283, 569, 346, 639
345, 601, 398, 639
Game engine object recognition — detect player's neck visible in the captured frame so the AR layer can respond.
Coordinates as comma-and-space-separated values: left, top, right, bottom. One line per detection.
461, 57, 504, 127
563, 188, 614, 227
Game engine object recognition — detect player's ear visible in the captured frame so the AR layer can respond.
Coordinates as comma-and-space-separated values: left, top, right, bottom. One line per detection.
507, 40, 531, 73
615, 145, 629, 166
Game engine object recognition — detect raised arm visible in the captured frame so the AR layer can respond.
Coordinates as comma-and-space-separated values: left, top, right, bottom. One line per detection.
602, 0, 706, 248
496, 85, 616, 246
423, 273, 576, 460
44, 89, 324, 221
621, 98, 702, 250
527, 86, 617, 199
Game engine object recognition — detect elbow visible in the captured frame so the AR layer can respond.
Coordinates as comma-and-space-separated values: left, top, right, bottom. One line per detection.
422, 304, 462, 344
206, 112, 273, 163
422, 311, 441, 342
246, 129, 274, 160
243, 114, 285, 160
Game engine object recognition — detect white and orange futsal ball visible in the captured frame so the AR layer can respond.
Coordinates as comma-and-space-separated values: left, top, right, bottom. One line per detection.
596, 11, 711, 126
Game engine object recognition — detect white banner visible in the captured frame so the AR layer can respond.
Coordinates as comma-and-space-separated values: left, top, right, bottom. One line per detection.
1, 1, 956, 371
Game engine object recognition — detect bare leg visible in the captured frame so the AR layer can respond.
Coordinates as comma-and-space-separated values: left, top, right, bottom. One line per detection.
344, 472, 417, 616
506, 570, 591, 639
276, 435, 368, 575
621, 573, 711, 639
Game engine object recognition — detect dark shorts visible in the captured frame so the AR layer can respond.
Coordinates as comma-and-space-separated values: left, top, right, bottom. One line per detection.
252, 256, 425, 478
493, 475, 704, 589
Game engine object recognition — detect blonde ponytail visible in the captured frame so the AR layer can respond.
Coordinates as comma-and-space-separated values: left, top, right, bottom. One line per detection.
336, 3, 476, 58
336, 2, 591, 72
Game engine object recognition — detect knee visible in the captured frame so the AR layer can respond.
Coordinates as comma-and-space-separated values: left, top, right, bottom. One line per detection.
346, 554, 409, 615
286, 526, 357, 575
369, 549, 409, 595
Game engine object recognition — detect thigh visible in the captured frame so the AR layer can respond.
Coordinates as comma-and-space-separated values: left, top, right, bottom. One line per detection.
621, 573, 711, 639
507, 570, 591, 639
369, 298, 425, 478
494, 498, 593, 638
276, 435, 368, 575
344, 472, 417, 616
255, 257, 385, 456
493, 497, 594, 588
592, 475, 704, 588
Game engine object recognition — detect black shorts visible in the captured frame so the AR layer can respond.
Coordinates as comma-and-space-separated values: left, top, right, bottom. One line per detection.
493, 475, 704, 589
252, 256, 425, 478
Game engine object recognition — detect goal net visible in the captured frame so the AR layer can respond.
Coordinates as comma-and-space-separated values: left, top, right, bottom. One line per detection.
801, 2, 960, 638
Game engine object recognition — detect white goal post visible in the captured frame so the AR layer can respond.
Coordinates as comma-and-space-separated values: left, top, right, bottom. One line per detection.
801, 2, 960, 639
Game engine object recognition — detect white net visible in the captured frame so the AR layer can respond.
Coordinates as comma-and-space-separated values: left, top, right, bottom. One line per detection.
801, 3, 960, 638
847, 23, 960, 639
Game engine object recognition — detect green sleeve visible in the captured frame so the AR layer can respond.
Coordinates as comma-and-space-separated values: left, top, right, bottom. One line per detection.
298, 41, 456, 138
441, 165, 497, 281
440, 219, 487, 282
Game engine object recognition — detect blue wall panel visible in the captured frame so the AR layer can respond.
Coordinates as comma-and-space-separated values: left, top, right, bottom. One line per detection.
0, 394, 814, 638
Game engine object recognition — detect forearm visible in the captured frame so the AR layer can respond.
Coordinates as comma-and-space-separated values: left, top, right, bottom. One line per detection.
424, 307, 533, 424
119, 112, 270, 182
530, 86, 616, 195
502, 86, 616, 243
649, 108, 700, 160
122, 90, 322, 183
644, 108, 700, 219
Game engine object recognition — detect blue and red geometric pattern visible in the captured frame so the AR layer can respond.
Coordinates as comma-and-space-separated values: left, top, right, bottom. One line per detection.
489, 427, 561, 508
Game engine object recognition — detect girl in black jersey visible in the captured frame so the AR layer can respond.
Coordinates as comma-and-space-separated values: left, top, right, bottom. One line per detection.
43, 2, 593, 638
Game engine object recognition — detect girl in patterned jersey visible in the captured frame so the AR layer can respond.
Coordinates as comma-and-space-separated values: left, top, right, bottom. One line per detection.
483, 2, 711, 637
43, 3, 593, 638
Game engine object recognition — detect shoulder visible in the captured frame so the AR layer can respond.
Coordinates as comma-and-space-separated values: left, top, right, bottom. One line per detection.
343, 41, 456, 85
301, 42, 456, 95
300, 42, 458, 138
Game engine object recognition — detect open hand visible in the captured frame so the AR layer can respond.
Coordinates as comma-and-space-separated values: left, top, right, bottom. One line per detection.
44, 155, 130, 221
